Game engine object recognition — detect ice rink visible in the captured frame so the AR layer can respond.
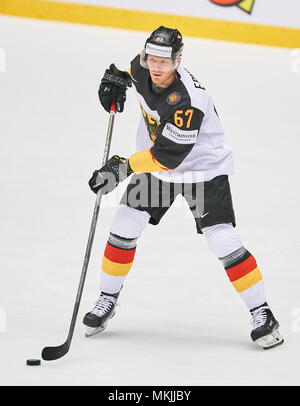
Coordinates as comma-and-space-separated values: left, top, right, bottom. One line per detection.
0, 15, 300, 386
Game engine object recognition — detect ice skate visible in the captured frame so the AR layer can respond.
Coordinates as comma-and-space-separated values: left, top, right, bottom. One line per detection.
83, 292, 119, 337
250, 303, 284, 350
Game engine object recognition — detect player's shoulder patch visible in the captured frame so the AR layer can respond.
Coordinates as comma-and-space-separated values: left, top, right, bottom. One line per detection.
167, 92, 181, 105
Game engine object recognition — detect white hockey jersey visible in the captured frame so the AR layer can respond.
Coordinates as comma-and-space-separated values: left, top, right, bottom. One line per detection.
130, 55, 234, 183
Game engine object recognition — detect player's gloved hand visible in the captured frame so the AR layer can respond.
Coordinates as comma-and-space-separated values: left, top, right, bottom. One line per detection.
98, 64, 132, 113
89, 155, 133, 195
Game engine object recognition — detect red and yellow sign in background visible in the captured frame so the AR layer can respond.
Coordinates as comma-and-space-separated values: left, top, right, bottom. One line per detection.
0, 0, 299, 48
210, 0, 255, 14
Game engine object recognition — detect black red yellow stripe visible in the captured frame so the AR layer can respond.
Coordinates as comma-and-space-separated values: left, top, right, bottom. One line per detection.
225, 250, 262, 293
102, 242, 136, 276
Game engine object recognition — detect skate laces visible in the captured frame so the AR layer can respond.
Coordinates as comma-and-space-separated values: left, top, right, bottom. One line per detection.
91, 295, 118, 318
251, 306, 269, 329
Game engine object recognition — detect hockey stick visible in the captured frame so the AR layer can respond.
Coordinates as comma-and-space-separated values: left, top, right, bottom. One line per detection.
41, 102, 117, 361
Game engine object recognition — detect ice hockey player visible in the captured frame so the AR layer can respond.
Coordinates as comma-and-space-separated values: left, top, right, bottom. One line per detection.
83, 26, 284, 350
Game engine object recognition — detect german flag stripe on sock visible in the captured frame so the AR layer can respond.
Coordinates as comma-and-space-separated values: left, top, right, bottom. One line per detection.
104, 242, 136, 264
102, 257, 133, 276
225, 250, 252, 271
225, 250, 263, 293
232, 268, 262, 293
102, 242, 136, 277
226, 252, 257, 281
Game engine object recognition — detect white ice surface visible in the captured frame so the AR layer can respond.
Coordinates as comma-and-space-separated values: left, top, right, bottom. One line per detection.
0, 16, 300, 386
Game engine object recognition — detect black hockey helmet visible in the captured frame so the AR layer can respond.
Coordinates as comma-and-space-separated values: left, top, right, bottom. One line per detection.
140, 26, 184, 69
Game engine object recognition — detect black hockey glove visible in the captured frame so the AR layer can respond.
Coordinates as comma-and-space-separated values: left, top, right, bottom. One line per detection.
98, 64, 132, 113
89, 155, 133, 195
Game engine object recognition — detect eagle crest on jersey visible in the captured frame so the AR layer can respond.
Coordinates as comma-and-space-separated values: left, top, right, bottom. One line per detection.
140, 104, 159, 143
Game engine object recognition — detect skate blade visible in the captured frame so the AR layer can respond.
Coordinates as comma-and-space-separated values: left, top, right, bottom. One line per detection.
255, 329, 284, 350
85, 322, 108, 338
84, 311, 115, 337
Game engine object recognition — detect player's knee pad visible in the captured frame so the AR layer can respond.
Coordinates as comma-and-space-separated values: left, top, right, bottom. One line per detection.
202, 223, 243, 259
110, 204, 150, 240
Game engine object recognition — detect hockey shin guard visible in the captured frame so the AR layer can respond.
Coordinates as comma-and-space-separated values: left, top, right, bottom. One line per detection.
220, 247, 266, 310
100, 233, 137, 294
203, 224, 266, 310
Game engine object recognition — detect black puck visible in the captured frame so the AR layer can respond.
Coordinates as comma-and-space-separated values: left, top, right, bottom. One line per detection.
26, 359, 41, 366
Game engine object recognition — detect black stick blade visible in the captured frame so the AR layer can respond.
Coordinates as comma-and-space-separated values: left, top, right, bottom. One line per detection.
41, 341, 70, 361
